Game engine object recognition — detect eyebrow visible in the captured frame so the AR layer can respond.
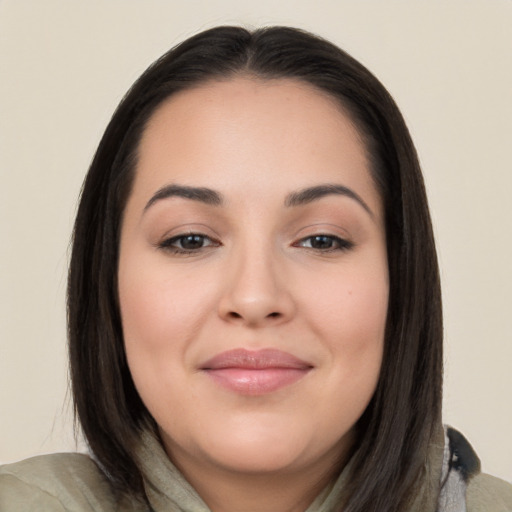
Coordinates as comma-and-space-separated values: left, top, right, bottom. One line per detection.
143, 182, 373, 218
144, 184, 223, 211
285, 184, 374, 218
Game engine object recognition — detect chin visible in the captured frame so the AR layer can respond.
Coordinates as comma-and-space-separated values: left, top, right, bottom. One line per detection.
209, 434, 309, 473
161, 414, 355, 477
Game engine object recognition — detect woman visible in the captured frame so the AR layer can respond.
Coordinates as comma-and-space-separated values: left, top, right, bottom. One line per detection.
1, 25, 511, 512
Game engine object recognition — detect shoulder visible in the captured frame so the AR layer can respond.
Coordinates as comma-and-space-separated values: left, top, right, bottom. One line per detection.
0, 453, 139, 511
443, 426, 512, 512
466, 472, 512, 512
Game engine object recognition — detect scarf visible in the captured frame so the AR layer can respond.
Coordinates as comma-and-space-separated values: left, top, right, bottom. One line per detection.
135, 424, 479, 512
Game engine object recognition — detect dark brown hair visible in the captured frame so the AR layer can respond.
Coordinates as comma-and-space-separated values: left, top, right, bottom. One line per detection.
68, 26, 442, 511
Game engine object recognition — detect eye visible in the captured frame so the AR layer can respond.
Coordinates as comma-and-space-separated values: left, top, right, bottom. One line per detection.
295, 234, 353, 252
159, 233, 219, 254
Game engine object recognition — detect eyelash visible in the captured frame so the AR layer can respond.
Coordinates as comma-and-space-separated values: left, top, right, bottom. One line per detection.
293, 234, 354, 253
158, 233, 353, 255
158, 233, 220, 255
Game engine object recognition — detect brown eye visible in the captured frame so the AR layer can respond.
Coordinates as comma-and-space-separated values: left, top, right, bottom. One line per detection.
159, 233, 219, 253
296, 235, 353, 252
177, 234, 208, 250
309, 235, 336, 249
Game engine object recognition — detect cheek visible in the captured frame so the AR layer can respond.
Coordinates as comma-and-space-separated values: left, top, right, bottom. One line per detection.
304, 262, 388, 346
118, 272, 210, 430
118, 259, 215, 395
301, 258, 388, 397
119, 257, 213, 346
283, 263, 387, 453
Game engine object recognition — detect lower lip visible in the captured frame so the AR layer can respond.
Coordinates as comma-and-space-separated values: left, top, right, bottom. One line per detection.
203, 368, 310, 395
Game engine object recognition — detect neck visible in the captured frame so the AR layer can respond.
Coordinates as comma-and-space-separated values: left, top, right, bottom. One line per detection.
182, 462, 336, 512
163, 440, 353, 512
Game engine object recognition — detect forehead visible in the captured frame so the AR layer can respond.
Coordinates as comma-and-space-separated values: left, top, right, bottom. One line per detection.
141, 77, 364, 154
132, 77, 380, 215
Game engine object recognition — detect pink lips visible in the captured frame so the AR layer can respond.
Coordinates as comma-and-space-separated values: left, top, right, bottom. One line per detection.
200, 349, 313, 395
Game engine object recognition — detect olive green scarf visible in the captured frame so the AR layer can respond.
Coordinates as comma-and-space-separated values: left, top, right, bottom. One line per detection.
136, 425, 446, 512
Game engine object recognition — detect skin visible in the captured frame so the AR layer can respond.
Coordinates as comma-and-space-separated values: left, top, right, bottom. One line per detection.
118, 77, 389, 512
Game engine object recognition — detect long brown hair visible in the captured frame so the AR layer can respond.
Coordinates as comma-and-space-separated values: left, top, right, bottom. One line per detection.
68, 26, 442, 511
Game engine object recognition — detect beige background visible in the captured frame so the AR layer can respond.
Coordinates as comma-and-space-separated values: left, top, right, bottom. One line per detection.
0, 0, 511, 481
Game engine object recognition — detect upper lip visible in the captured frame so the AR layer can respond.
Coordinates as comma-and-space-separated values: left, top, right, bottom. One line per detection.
201, 348, 313, 370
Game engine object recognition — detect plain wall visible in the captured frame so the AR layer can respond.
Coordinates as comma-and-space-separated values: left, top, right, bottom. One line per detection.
0, 0, 511, 481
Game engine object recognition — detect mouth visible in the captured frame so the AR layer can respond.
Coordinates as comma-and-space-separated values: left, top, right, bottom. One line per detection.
200, 348, 313, 395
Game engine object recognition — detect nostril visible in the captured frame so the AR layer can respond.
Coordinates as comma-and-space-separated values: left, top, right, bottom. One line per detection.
225, 311, 281, 321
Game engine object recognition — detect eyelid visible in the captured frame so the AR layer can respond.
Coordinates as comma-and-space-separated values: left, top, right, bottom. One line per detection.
160, 232, 218, 247
156, 227, 222, 256
158, 231, 221, 252
293, 234, 354, 251
155, 222, 220, 243
293, 222, 351, 239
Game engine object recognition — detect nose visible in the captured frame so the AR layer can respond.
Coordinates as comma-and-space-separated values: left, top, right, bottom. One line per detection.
217, 246, 296, 327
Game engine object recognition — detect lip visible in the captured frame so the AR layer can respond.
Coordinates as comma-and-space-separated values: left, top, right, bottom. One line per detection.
200, 348, 313, 395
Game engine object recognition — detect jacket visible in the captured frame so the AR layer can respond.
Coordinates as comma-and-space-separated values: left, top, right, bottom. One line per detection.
1, 426, 511, 511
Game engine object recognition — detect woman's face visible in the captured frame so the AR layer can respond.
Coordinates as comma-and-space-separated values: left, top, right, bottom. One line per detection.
118, 78, 388, 481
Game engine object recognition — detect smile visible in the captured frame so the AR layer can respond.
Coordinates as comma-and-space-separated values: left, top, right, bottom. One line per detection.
200, 348, 313, 395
